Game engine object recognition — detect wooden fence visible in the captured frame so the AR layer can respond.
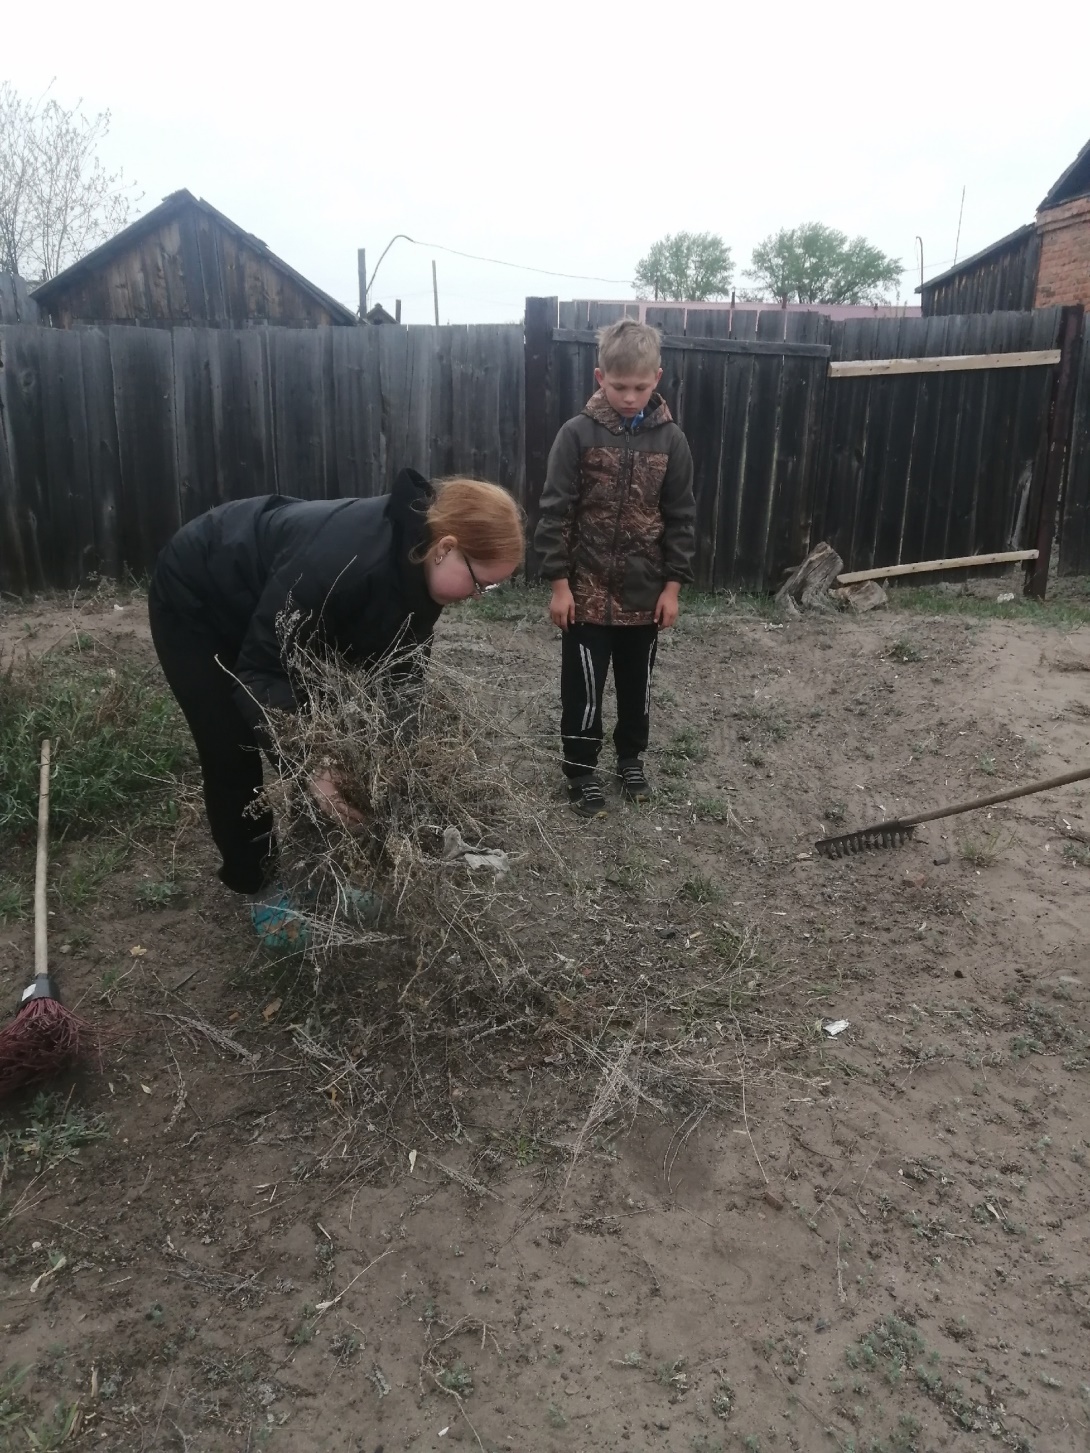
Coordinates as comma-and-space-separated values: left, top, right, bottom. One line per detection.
2, 300, 1088, 598
527, 299, 1078, 593
1057, 325, 1090, 575
0, 322, 523, 593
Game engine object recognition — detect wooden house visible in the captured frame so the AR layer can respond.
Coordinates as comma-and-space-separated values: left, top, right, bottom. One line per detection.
920, 139, 1090, 316
31, 189, 357, 328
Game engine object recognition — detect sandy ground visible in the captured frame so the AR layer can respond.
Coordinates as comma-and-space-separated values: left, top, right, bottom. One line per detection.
1, 583, 1088, 1453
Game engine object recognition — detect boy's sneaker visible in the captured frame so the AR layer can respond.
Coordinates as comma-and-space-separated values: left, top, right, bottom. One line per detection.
567, 774, 608, 819
618, 759, 652, 803
250, 891, 309, 950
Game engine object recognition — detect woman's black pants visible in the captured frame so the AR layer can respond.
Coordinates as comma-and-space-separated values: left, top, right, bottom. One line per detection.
148, 587, 276, 895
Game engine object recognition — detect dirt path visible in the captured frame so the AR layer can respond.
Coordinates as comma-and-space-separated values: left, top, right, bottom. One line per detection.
1, 589, 1088, 1453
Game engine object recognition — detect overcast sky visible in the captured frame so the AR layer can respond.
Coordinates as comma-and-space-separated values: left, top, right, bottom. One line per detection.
6, 0, 1089, 324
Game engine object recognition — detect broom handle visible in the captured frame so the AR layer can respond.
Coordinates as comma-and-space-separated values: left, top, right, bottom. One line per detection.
902, 764, 1090, 828
34, 739, 51, 979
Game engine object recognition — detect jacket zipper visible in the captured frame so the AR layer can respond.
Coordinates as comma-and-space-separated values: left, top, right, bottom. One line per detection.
605, 423, 636, 626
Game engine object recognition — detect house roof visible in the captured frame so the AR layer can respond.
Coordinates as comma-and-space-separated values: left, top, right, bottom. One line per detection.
914, 223, 1037, 295
1039, 137, 1090, 211
31, 189, 357, 324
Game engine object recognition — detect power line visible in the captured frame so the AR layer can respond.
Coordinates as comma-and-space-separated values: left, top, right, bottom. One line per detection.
394, 234, 633, 286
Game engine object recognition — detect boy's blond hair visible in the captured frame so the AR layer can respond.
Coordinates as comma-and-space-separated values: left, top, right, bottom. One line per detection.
596, 318, 662, 376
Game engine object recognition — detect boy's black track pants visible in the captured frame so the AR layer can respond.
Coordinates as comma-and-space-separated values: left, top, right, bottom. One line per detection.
148, 586, 276, 895
560, 623, 658, 778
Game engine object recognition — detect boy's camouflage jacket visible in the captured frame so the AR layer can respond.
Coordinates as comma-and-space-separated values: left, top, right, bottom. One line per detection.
534, 389, 695, 626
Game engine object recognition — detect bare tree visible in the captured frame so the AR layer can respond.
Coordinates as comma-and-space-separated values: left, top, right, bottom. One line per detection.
0, 81, 139, 281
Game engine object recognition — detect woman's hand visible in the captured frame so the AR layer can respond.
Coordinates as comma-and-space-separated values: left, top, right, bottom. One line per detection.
308, 768, 367, 829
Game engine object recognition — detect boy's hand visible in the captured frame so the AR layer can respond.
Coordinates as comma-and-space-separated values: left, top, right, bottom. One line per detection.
549, 580, 576, 631
655, 582, 681, 629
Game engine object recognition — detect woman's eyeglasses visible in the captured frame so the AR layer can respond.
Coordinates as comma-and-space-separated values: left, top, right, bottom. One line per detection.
462, 552, 498, 596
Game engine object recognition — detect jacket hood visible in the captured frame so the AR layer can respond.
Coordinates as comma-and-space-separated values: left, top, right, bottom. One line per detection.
389, 468, 441, 624
583, 389, 673, 434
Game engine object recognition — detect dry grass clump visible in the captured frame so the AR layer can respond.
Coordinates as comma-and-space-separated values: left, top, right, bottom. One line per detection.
257, 625, 542, 981
248, 623, 806, 1168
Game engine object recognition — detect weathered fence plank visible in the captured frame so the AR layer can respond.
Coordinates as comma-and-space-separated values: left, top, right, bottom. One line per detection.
1026, 307, 1085, 597
38, 328, 98, 586
110, 326, 180, 575
0, 326, 53, 591
270, 326, 327, 499
173, 327, 223, 522
1058, 329, 1090, 574
678, 309, 731, 586
78, 328, 122, 580
523, 297, 558, 578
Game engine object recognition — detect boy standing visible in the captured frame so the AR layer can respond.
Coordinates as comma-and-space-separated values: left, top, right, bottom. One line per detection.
534, 319, 695, 817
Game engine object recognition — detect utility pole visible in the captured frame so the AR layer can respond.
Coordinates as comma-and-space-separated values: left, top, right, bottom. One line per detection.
432, 260, 440, 326
357, 248, 367, 321
395, 299, 402, 324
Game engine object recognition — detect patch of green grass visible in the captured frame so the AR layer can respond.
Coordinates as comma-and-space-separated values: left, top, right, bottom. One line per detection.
660, 727, 707, 778
0, 652, 192, 837
0, 1365, 31, 1432
885, 637, 924, 663
846, 1317, 924, 1385
606, 849, 652, 895
0, 880, 29, 923
437, 1362, 473, 1395
711, 1379, 735, 1419
55, 842, 129, 909
682, 591, 779, 622
0, 1092, 109, 1175
958, 832, 1002, 867
135, 877, 184, 909
459, 582, 547, 624
889, 583, 1090, 628
823, 801, 847, 823
1063, 839, 1090, 868
23, 1400, 82, 1451
692, 796, 730, 821
679, 874, 721, 905
514, 1134, 539, 1167
734, 702, 791, 743
656, 1357, 689, 1394
978, 753, 997, 776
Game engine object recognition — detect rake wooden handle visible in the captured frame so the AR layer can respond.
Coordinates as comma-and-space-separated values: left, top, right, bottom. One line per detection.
34, 739, 51, 979
899, 764, 1090, 829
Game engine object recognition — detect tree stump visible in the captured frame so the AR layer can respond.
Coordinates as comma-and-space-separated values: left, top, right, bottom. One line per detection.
775, 542, 844, 613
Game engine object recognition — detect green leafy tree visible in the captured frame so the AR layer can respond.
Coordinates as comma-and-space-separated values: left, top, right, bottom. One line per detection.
633, 232, 734, 301
744, 223, 902, 305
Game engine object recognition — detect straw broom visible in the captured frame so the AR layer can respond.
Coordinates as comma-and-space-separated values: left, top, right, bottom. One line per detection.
0, 740, 92, 1098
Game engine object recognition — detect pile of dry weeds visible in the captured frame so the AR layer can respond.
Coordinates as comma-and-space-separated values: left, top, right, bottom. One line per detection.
249, 624, 795, 1162
256, 625, 542, 978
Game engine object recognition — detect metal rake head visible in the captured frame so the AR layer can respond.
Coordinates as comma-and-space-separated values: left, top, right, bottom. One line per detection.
814, 822, 917, 858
